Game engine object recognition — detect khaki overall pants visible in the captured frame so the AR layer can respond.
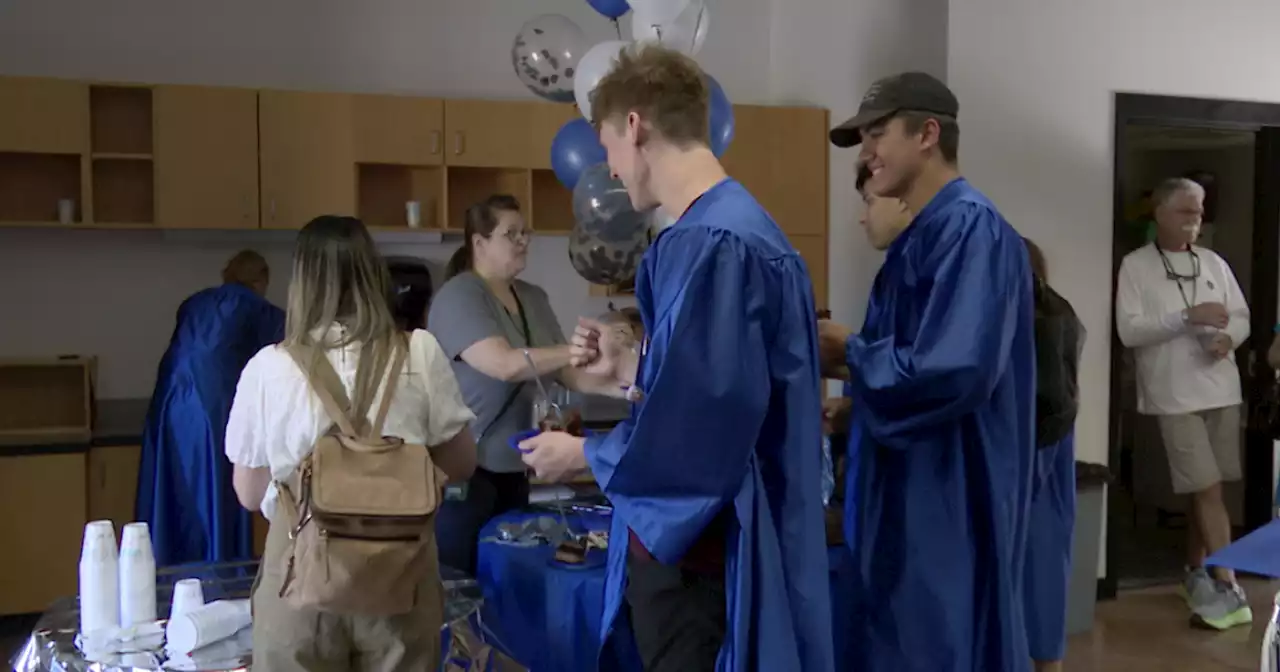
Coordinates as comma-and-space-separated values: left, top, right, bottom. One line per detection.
251, 518, 444, 672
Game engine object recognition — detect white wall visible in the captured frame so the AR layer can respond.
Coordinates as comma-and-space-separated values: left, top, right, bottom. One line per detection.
948, 0, 1280, 466
0, 0, 945, 399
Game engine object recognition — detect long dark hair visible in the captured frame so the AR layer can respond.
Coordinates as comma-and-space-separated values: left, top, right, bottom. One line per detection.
445, 194, 522, 279
285, 215, 398, 415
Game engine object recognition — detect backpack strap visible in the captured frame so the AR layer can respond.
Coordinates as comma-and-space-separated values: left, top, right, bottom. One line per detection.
369, 337, 408, 439
286, 344, 361, 437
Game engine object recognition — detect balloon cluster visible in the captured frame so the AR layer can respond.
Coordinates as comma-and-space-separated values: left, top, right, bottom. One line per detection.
511, 0, 735, 286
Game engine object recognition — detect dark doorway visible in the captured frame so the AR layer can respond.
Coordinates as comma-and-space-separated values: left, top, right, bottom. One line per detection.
1105, 93, 1280, 597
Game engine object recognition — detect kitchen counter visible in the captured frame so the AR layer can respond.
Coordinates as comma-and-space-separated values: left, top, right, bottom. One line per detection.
81, 394, 631, 453
94, 398, 150, 447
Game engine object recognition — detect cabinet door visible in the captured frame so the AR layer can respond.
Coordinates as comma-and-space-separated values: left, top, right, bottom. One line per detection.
0, 452, 87, 615
721, 105, 830, 238
0, 77, 90, 154
259, 91, 356, 228
530, 102, 580, 170
443, 100, 537, 168
353, 95, 444, 166
155, 86, 259, 229
789, 233, 829, 310
87, 445, 142, 533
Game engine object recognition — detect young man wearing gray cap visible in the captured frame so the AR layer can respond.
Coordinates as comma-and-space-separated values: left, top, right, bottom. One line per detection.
818, 72, 1038, 671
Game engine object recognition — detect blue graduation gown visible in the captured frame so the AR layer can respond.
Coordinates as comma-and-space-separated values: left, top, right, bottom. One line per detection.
843, 178, 1036, 672
587, 179, 835, 672
1023, 431, 1075, 662
136, 283, 284, 567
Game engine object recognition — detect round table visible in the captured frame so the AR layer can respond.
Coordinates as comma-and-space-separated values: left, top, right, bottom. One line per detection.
476, 508, 858, 672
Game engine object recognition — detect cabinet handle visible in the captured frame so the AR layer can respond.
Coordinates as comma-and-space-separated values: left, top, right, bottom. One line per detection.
453, 131, 464, 156
430, 131, 441, 155
269, 199, 276, 222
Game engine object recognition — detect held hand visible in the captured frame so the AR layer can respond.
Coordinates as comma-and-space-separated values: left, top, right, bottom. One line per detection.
1187, 302, 1229, 329
1207, 332, 1234, 360
823, 397, 852, 435
518, 431, 588, 482
818, 320, 854, 380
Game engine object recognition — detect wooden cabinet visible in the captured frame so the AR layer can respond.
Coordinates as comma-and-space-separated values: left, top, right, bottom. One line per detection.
87, 444, 142, 533
155, 86, 259, 229
722, 105, 830, 238
0, 76, 830, 262
789, 234, 829, 309
354, 95, 444, 166
443, 100, 537, 168
0, 450, 88, 615
0, 77, 89, 154
530, 103, 579, 171
259, 90, 356, 228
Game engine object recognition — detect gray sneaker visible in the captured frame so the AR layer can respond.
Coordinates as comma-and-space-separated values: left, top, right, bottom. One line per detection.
1180, 567, 1217, 611
1190, 580, 1254, 630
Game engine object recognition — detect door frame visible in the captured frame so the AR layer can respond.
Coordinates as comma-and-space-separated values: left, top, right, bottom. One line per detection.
1104, 93, 1280, 599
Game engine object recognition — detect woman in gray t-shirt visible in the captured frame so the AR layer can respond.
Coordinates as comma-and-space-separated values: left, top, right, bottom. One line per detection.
427, 194, 606, 574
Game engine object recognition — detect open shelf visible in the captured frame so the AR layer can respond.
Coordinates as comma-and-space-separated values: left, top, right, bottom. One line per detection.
446, 166, 531, 231
530, 169, 574, 234
0, 357, 94, 445
0, 152, 82, 223
92, 158, 153, 224
90, 86, 153, 156
357, 163, 445, 230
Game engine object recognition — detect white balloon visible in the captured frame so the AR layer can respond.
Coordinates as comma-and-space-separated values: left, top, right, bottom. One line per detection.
631, 0, 709, 56
573, 40, 630, 122
629, 0, 693, 25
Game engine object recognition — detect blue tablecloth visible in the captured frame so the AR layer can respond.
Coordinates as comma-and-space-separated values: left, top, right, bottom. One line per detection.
476, 509, 858, 672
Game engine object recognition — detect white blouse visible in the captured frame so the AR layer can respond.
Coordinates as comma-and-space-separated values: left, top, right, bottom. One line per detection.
224, 327, 476, 520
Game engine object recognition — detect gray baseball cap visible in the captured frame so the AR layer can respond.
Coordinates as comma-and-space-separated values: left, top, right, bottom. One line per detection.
829, 72, 958, 148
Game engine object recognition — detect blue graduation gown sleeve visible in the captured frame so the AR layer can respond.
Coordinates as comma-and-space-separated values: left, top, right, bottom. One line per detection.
846, 207, 1026, 447
586, 227, 770, 563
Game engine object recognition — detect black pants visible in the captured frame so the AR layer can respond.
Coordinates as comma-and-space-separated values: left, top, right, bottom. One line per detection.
625, 554, 727, 672
434, 468, 529, 575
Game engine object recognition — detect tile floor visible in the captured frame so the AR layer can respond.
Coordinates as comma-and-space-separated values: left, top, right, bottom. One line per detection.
1, 583, 1272, 670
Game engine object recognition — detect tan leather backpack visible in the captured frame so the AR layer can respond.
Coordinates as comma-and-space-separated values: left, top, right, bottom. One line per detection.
274, 339, 447, 616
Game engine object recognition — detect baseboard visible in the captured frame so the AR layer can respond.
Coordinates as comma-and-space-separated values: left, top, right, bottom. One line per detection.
1097, 576, 1117, 601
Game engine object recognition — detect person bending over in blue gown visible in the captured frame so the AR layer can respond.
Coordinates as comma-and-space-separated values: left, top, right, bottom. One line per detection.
821, 72, 1037, 672
516, 44, 835, 672
1021, 238, 1085, 672
137, 250, 285, 567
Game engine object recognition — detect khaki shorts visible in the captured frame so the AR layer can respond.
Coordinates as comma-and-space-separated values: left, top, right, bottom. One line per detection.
1156, 405, 1243, 494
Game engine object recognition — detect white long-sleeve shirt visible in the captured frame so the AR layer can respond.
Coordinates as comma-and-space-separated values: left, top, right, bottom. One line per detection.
1115, 243, 1249, 415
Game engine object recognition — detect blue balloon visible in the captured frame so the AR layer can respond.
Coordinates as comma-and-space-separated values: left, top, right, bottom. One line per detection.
551, 117, 608, 189
587, 0, 631, 20
708, 76, 735, 158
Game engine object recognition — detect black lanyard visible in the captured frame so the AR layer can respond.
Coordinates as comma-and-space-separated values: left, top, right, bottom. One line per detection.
508, 288, 532, 347
1155, 244, 1200, 310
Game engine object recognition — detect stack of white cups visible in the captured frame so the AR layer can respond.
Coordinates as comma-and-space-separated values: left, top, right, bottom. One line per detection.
78, 521, 120, 636
118, 522, 157, 627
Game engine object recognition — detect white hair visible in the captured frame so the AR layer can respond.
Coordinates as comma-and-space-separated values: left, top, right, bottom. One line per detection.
1151, 177, 1205, 208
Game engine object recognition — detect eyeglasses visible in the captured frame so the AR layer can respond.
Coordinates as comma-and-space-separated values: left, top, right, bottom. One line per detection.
498, 228, 530, 243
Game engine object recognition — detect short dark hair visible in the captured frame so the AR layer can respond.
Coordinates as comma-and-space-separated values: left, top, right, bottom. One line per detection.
897, 111, 959, 164
589, 43, 710, 147
855, 163, 873, 194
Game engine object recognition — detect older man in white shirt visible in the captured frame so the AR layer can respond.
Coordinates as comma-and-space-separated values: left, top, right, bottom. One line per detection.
1116, 176, 1252, 631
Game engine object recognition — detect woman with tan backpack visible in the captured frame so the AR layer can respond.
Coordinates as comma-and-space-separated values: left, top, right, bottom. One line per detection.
224, 215, 479, 671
